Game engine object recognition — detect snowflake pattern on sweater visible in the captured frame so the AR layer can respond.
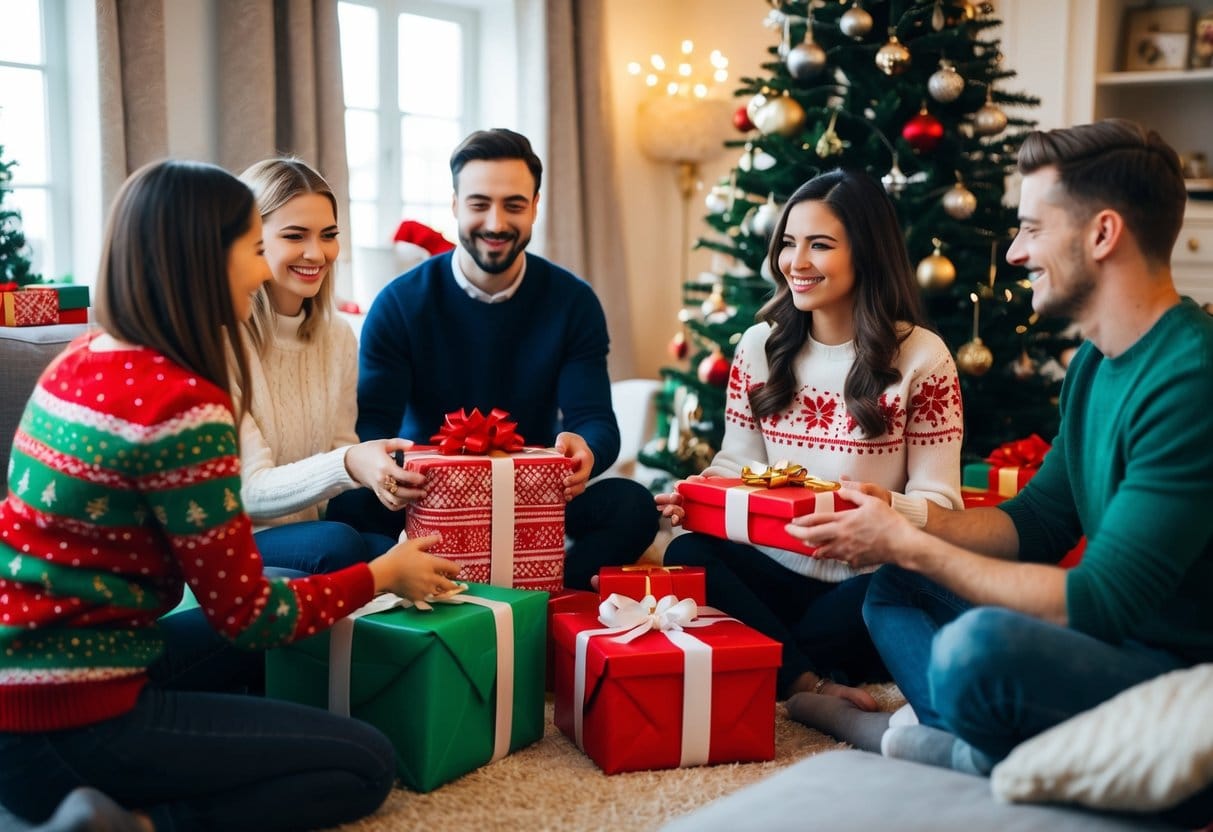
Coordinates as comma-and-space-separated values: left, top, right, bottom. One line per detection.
706, 323, 964, 582
0, 335, 374, 732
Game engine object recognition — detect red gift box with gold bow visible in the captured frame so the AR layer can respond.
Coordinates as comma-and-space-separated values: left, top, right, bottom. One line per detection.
552, 594, 781, 774
675, 462, 857, 554
404, 408, 574, 592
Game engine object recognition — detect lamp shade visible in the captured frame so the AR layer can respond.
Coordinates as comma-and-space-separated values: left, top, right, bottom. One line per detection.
636, 95, 734, 164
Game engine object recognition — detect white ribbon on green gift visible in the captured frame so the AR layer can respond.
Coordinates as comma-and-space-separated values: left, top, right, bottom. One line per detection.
328, 589, 516, 764
572, 593, 735, 768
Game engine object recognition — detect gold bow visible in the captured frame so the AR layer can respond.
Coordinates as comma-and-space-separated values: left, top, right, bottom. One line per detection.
740, 460, 840, 492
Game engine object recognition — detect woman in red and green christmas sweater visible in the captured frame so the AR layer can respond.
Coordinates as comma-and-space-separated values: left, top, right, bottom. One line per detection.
0, 160, 460, 832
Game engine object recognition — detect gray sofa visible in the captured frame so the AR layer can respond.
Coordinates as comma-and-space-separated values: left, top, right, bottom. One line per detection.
1, 323, 90, 479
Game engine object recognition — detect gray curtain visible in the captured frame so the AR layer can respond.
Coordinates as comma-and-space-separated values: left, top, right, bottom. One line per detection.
538, 0, 637, 380
95, 0, 349, 236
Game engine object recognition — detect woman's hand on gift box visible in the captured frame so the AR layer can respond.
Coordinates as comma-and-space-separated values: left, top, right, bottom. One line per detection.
345, 438, 426, 511
369, 533, 462, 601
655, 475, 705, 526
784, 486, 917, 569
554, 432, 594, 501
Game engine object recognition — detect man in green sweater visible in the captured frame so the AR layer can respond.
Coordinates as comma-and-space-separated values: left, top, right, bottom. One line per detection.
780, 120, 1213, 790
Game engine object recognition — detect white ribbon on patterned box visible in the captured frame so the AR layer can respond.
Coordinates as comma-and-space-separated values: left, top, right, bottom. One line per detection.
328, 588, 516, 763
724, 485, 836, 546
572, 593, 735, 768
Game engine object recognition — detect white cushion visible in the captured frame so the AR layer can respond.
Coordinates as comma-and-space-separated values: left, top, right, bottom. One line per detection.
992, 664, 1213, 811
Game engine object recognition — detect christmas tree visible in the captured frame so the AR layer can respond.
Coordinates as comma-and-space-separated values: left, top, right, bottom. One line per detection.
0, 143, 40, 286
639, 0, 1079, 486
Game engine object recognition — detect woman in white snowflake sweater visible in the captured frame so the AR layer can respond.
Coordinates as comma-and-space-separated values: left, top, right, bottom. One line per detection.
0, 160, 460, 831
658, 169, 963, 707
235, 158, 413, 575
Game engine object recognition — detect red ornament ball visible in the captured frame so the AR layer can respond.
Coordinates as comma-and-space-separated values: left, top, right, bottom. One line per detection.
902, 110, 945, 153
668, 331, 689, 360
697, 351, 730, 386
732, 105, 754, 132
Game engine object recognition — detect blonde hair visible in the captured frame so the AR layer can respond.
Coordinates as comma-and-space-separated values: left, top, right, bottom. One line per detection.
238, 157, 338, 353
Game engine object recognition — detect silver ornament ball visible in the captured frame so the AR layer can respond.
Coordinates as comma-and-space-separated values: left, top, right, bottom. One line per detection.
942, 184, 978, 220
839, 7, 873, 39
786, 41, 828, 81
928, 63, 965, 103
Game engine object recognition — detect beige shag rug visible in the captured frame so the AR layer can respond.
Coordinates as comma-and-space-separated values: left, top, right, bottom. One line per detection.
330, 685, 904, 832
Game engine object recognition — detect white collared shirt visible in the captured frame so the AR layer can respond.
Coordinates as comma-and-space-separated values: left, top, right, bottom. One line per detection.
451, 246, 527, 303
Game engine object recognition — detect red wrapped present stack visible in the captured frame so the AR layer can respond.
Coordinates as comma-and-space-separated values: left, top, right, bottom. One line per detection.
0, 284, 58, 327
545, 588, 600, 692
37, 283, 91, 324
553, 593, 781, 774
404, 408, 574, 592
677, 462, 856, 554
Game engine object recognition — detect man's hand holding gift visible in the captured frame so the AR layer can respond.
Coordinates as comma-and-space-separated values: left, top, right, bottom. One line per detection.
554, 432, 594, 501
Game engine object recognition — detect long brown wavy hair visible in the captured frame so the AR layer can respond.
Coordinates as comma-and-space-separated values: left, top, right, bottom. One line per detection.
94, 160, 256, 423
749, 169, 926, 438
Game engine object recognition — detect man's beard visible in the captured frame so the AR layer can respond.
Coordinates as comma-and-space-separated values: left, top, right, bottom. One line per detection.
460, 230, 530, 276
1034, 236, 1095, 320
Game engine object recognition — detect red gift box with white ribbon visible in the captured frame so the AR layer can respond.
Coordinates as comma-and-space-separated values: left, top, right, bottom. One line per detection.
676, 464, 857, 554
596, 564, 706, 606
404, 408, 574, 593
552, 593, 781, 774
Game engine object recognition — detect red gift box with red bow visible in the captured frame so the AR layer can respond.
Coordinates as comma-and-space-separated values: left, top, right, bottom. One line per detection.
404, 409, 574, 592
962, 435, 1052, 497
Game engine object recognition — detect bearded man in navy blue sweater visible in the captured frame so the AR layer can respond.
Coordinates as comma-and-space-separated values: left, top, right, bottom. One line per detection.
328, 129, 659, 590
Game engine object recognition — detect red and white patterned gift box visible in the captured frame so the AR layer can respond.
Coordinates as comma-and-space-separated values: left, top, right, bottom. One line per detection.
405, 446, 573, 592
1, 287, 59, 327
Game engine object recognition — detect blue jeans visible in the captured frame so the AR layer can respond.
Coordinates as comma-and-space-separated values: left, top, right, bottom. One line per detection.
0, 687, 395, 831
327, 476, 659, 591
664, 533, 887, 696
255, 520, 396, 574
864, 567, 1187, 759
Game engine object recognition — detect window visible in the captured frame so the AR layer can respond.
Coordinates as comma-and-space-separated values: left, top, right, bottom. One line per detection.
0, 0, 71, 282
338, 0, 478, 251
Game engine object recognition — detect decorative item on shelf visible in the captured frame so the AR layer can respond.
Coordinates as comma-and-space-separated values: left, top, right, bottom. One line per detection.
957, 292, 994, 376
875, 30, 911, 76
753, 93, 807, 138
972, 89, 1008, 137
1121, 5, 1193, 72
1195, 10, 1213, 68
943, 176, 978, 220
815, 109, 847, 158
902, 106, 944, 153
916, 238, 956, 291
839, 2, 873, 39
928, 59, 965, 103
785, 9, 828, 81
628, 40, 732, 284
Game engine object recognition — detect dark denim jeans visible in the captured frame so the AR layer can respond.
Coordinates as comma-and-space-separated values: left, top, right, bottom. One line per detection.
663, 532, 887, 696
863, 566, 1187, 758
327, 475, 659, 591
254, 520, 396, 574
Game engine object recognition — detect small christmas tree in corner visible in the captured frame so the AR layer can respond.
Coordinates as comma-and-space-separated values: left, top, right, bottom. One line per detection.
0, 143, 42, 286
639, 0, 1080, 488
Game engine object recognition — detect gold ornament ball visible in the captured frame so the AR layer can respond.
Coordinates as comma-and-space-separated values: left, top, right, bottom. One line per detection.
753, 96, 807, 138
957, 338, 994, 375
973, 103, 1008, 136
875, 36, 911, 76
916, 252, 957, 290
943, 184, 978, 220
928, 62, 965, 103
840, 6, 874, 39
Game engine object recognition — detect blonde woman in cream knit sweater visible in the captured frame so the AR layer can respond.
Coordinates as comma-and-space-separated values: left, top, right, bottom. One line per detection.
657, 169, 963, 706
237, 158, 415, 573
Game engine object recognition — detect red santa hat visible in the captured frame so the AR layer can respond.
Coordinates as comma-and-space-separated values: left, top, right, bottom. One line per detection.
393, 220, 455, 271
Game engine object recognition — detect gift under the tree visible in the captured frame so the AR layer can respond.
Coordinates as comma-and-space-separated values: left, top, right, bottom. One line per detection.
677, 463, 856, 554
596, 564, 706, 605
962, 434, 1052, 497
545, 588, 600, 692
552, 594, 781, 774
265, 582, 547, 793
0, 285, 58, 327
404, 408, 574, 593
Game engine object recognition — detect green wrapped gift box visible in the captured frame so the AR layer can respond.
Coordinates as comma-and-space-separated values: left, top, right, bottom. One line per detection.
36, 282, 90, 310
265, 582, 547, 792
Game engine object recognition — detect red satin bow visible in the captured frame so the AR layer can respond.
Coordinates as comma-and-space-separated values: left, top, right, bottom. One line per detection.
0, 282, 18, 293
986, 434, 1051, 468
430, 407, 525, 455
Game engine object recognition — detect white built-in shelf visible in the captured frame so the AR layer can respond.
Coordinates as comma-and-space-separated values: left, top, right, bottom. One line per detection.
1096, 67, 1213, 86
